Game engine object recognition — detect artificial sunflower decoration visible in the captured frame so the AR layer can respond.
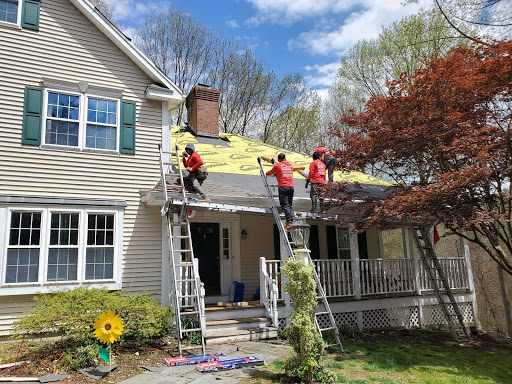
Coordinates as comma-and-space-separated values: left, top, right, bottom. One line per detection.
93, 310, 124, 345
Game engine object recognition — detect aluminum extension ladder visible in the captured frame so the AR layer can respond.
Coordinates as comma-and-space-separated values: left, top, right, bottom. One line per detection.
257, 157, 344, 352
159, 144, 206, 355
412, 226, 470, 342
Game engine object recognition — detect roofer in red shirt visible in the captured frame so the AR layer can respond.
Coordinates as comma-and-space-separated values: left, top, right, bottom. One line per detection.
306, 151, 326, 212
182, 143, 211, 202
314, 146, 336, 183
266, 153, 295, 230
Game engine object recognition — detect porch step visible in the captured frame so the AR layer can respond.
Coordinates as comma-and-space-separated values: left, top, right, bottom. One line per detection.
204, 326, 278, 345
206, 317, 271, 331
205, 306, 266, 321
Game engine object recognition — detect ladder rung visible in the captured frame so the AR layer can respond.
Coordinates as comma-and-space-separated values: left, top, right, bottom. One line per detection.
174, 235, 190, 239
174, 249, 192, 253
180, 305, 195, 309
316, 312, 329, 316
182, 328, 202, 333
177, 279, 196, 282
177, 262, 194, 267
181, 311, 200, 315
320, 327, 336, 332
179, 295, 198, 298
170, 222, 188, 225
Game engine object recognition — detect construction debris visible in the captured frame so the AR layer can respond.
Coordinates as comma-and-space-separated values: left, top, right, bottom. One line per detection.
196, 356, 264, 372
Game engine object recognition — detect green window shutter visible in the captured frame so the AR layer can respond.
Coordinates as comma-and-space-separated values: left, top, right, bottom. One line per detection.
22, 86, 43, 145
120, 100, 136, 154
21, 0, 41, 31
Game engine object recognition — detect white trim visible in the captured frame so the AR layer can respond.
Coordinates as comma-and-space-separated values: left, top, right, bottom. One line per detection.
0, 0, 21, 28
0, 205, 123, 295
42, 88, 121, 152
69, 0, 184, 105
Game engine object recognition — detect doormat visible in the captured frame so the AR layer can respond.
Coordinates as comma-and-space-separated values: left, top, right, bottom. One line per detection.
196, 356, 264, 372
165, 353, 227, 366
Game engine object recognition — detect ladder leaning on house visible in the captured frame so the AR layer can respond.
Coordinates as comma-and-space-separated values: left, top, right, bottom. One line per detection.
158, 144, 206, 355
257, 157, 344, 353
412, 227, 471, 342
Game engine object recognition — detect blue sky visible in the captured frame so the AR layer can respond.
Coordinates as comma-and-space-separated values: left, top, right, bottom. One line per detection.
105, 0, 426, 99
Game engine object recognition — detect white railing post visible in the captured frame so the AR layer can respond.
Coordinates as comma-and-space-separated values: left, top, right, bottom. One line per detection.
349, 223, 361, 299
271, 278, 278, 326
260, 257, 267, 306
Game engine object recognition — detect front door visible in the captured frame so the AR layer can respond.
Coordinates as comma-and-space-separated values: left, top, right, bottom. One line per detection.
190, 223, 220, 295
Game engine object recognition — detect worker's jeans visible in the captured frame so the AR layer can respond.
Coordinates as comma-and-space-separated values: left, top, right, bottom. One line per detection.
323, 155, 336, 183
183, 172, 206, 198
310, 183, 325, 211
278, 186, 295, 223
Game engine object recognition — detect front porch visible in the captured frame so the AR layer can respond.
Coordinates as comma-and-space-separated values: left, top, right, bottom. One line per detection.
260, 245, 477, 332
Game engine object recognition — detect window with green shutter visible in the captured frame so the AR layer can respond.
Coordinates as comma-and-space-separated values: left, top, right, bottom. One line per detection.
21, 0, 40, 30
22, 86, 43, 145
120, 100, 136, 154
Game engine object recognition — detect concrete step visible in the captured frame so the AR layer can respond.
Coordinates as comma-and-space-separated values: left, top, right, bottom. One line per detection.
205, 306, 266, 321
206, 317, 271, 331
204, 326, 278, 345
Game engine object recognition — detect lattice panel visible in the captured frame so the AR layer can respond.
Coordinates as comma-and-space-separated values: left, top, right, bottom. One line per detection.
333, 311, 358, 327
363, 309, 391, 329
423, 302, 474, 325
362, 307, 419, 329
278, 318, 286, 335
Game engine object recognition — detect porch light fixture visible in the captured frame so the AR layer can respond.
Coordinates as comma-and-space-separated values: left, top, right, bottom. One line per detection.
241, 229, 248, 239
288, 216, 310, 248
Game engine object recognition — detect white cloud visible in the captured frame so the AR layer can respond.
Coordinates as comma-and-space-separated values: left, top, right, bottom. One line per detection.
105, 0, 170, 23
225, 19, 240, 28
288, 1, 423, 56
245, 0, 359, 25
304, 62, 340, 88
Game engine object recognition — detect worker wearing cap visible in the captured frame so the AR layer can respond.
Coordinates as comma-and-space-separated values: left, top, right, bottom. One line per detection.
306, 151, 326, 212
266, 153, 295, 230
315, 146, 336, 183
182, 143, 211, 202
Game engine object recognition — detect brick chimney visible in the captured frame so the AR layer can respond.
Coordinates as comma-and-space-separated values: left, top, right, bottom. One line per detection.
185, 84, 220, 137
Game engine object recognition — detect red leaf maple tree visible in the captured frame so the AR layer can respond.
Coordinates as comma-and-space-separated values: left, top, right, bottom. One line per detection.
330, 40, 512, 274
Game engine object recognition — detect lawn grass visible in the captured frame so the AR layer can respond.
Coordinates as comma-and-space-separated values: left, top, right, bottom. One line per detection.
240, 331, 512, 384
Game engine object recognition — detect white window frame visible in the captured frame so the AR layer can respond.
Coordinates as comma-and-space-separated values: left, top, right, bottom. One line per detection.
0, 0, 21, 28
336, 226, 351, 260
42, 88, 120, 153
0, 206, 123, 295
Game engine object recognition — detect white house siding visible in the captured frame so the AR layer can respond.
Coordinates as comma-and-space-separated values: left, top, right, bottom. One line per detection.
0, 0, 166, 332
239, 214, 275, 301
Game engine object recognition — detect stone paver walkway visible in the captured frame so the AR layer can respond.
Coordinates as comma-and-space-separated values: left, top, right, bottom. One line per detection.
118, 340, 291, 384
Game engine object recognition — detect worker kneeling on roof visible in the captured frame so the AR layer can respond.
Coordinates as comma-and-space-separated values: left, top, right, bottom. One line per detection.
266, 153, 295, 230
182, 143, 211, 202
315, 146, 336, 183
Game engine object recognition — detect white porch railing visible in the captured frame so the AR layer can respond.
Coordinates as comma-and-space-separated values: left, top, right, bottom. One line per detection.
359, 259, 415, 295
260, 257, 279, 326
419, 257, 469, 291
314, 260, 353, 297
259, 257, 469, 304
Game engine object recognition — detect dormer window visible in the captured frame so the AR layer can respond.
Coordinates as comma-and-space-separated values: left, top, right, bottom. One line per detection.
0, 0, 19, 25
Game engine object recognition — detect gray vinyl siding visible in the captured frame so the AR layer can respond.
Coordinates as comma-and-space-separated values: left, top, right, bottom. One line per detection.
0, 0, 166, 333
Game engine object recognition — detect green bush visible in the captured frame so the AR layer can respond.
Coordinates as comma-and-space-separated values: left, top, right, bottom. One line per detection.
283, 259, 335, 383
12, 287, 173, 345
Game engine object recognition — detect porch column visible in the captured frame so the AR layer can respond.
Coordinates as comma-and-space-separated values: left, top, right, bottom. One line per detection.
259, 257, 267, 307
349, 223, 361, 300
406, 227, 424, 328
459, 234, 480, 329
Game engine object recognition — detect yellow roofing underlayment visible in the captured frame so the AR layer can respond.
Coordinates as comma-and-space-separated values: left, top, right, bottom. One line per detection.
171, 127, 391, 186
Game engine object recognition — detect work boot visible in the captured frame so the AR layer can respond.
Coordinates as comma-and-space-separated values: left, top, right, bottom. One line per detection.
203, 196, 211, 202
284, 222, 292, 230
